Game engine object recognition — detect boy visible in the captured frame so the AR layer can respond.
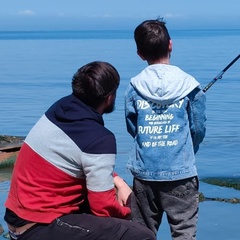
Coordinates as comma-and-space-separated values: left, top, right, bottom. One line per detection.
125, 19, 206, 239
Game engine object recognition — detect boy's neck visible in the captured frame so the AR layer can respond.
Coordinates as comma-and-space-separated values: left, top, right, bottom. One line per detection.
147, 57, 170, 65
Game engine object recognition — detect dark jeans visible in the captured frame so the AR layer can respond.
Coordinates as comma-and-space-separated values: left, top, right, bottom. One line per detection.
131, 177, 199, 240
16, 213, 155, 240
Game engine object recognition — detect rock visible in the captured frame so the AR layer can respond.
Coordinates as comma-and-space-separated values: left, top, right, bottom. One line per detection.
3, 232, 10, 239
0, 135, 24, 151
0, 223, 4, 235
201, 177, 240, 191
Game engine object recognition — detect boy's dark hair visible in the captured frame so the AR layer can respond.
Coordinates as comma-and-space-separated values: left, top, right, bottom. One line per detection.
72, 61, 120, 109
134, 18, 171, 62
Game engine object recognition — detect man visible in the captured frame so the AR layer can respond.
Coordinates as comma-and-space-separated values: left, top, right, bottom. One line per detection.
5, 61, 155, 240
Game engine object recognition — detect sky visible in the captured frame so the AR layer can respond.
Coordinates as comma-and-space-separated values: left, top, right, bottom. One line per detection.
1, 0, 240, 31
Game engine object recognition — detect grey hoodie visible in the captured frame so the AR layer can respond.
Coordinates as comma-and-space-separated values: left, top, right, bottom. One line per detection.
131, 64, 200, 105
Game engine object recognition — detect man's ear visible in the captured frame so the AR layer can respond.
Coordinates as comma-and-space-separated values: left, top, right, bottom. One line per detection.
137, 50, 145, 60
96, 93, 116, 114
106, 93, 116, 105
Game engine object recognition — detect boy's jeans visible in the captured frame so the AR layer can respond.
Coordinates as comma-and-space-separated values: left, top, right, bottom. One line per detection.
131, 176, 199, 240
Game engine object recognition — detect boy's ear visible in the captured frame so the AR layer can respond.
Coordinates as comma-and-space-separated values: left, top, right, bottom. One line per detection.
169, 40, 173, 53
137, 50, 146, 60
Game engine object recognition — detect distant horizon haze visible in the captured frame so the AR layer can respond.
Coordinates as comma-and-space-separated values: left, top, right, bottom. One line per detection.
1, 0, 240, 31
1, 16, 240, 31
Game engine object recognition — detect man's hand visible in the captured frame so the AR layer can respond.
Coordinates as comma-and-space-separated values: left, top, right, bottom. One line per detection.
114, 175, 132, 207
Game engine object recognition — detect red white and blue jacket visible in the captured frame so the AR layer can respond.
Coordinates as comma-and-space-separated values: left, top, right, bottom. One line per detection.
5, 94, 130, 223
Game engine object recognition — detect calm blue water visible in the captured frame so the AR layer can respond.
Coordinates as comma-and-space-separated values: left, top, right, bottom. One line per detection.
0, 29, 240, 239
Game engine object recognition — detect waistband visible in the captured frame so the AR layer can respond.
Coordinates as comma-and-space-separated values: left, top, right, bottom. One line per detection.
7, 222, 37, 239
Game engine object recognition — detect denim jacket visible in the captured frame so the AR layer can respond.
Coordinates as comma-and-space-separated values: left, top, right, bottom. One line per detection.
125, 64, 206, 181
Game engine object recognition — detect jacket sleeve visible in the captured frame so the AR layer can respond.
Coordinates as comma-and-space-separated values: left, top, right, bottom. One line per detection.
87, 188, 131, 218
82, 134, 131, 219
187, 86, 207, 153
125, 84, 138, 137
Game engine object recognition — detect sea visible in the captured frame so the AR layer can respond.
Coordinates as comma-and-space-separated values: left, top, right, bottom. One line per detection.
0, 29, 240, 239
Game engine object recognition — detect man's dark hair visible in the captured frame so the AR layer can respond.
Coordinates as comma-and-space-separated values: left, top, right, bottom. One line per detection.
72, 61, 120, 109
134, 18, 171, 62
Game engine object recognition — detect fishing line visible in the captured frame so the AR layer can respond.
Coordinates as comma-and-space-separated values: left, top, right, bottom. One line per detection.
203, 54, 240, 92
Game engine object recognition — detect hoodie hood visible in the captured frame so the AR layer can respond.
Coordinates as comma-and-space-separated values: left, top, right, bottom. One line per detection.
46, 94, 104, 125
130, 64, 200, 105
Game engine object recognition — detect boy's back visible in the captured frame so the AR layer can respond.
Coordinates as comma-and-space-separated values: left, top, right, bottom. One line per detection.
125, 19, 206, 240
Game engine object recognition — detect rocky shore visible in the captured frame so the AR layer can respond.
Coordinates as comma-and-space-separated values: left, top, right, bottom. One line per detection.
0, 135, 240, 204
0, 135, 23, 182
0, 135, 24, 151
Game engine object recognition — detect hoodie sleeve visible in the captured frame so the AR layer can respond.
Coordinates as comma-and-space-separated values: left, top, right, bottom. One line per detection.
82, 134, 131, 219
125, 84, 138, 137
187, 86, 207, 153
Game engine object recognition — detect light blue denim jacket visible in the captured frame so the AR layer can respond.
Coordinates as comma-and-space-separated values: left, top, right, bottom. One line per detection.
125, 64, 206, 181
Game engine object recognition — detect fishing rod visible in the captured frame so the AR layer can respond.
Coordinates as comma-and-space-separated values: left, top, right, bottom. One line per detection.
203, 54, 240, 92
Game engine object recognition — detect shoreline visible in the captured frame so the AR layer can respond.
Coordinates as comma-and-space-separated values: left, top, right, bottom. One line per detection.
0, 135, 23, 183
1, 135, 240, 204
0, 135, 23, 163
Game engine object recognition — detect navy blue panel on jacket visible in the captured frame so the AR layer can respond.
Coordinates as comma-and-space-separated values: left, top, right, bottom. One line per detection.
45, 94, 116, 154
